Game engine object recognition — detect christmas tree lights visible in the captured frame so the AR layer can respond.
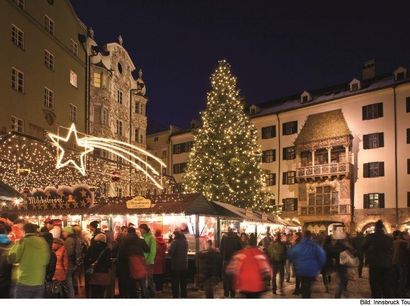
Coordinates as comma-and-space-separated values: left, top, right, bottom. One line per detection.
184, 60, 273, 212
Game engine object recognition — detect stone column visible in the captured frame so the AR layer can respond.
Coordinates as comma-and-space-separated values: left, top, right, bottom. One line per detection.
327, 147, 332, 164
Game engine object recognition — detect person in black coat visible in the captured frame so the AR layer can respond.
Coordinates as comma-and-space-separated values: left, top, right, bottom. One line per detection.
168, 230, 188, 298
84, 233, 112, 298
220, 228, 242, 298
0, 222, 13, 298
117, 227, 149, 298
362, 220, 394, 298
198, 240, 222, 298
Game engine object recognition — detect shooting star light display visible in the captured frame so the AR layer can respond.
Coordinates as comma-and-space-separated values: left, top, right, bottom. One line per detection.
48, 124, 166, 189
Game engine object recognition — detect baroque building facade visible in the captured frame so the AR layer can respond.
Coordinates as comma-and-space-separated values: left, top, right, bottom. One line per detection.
147, 63, 410, 233
88, 35, 148, 196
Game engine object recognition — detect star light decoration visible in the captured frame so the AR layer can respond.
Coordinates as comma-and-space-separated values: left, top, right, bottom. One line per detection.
48, 124, 93, 176
48, 123, 167, 189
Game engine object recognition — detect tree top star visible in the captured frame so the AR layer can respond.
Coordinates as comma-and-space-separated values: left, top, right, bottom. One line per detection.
48, 123, 93, 176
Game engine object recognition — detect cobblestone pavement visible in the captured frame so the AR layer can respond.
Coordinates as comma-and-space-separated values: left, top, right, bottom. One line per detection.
155, 268, 372, 299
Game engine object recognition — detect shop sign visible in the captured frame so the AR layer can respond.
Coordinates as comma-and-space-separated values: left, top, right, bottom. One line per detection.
126, 196, 153, 209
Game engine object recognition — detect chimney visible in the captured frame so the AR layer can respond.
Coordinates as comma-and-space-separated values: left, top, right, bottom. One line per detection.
362, 59, 376, 80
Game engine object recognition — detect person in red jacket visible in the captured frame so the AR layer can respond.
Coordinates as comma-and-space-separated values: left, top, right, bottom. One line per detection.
227, 233, 272, 298
52, 238, 69, 297
153, 230, 167, 292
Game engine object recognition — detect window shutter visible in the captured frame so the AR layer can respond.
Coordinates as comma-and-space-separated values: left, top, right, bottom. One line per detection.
363, 163, 369, 178
282, 172, 287, 185
272, 126, 276, 138
378, 103, 383, 117
379, 162, 385, 176
362, 106, 367, 120
363, 135, 369, 149
379, 193, 385, 208
293, 198, 298, 210
378, 133, 384, 147
272, 173, 276, 185
273, 150, 276, 162
283, 148, 287, 160
363, 194, 369, 208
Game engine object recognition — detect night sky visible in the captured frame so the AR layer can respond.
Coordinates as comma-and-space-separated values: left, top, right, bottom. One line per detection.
71, 0, 410, 130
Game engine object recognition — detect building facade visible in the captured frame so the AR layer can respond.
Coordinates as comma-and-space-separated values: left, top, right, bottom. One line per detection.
0, 0, 88, 138
88, 36, 148, 196
154, 64, 410, 233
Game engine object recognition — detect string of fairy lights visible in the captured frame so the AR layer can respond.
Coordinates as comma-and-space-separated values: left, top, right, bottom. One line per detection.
183, 60, 274, 212
0, 132, 172, 204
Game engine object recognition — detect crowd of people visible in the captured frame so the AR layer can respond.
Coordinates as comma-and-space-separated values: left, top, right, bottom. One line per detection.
0, 217, 409, 299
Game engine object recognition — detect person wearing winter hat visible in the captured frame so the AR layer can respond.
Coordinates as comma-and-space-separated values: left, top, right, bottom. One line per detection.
84, 231, 111, 298
89, 221, 103, 243
139, 224, 156, 297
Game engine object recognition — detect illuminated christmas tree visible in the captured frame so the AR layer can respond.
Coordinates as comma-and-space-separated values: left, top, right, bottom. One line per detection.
184, 60, 272, 211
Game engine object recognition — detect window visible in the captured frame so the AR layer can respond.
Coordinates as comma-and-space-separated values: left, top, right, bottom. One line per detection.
11, 67, 24, 93
14, 0, 24, 9
262, 149, 276, 163
261, 125, 276, 139
11, 25, 24, 49
135, 101, 142, 114
282, 198, 298, 211
350, 83, 359, 91
362, 103, 383, 120
11, 116, 24, 133
364, 193, 385, 209
116, 187, 123, 197
406, 97, 410, 113
70, 70, 77, 88
363, 133, 384, 149
93, 72, 101, 88
363, 162, 384, 178
102, 108, 108, 125
116, 120, 123, 136
69, 104, 77, 123
283, 121, 298, 135
117, 90, 123, 104
44, 87, 54, 109
162, 150, 167, 159
265, 173, 276, 186
408, 159, 410, 174
135, 128, 140, 143
282, 171, 296, 185
44, 49, 54, 70
407, 128, 410, 144
70, 39, 78, 57
173, 142, 193, 154
283, 146, 296, 160
140, 134, 144, 144
44, 15, 54, 35
173, 163, 187, 174
154, 137, 159, 142
408, 192, 410, 208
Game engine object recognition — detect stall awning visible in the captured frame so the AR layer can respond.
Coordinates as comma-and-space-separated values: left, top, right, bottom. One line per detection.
212, 201, 264, 222
0, 181, 21, 200
95, 193, 221, 216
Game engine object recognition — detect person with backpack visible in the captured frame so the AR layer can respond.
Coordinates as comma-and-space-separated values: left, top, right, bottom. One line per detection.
267, 232, 287, 295
84, 233, 112, 298
288, 230, 326, 298
117, 227, 149, 298
227, 233, 271, 298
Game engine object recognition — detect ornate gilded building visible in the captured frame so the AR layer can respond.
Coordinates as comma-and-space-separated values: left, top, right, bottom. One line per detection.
88, 35, 148, 196
154, 62, 410, 234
